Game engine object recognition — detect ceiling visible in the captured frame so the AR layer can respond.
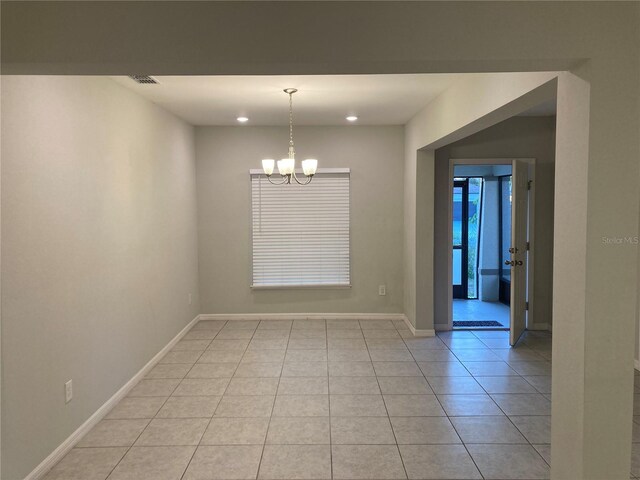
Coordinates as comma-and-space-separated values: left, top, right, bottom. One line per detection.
111, 74, 465, 126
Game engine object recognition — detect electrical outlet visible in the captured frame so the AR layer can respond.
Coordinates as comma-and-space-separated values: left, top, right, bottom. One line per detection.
378, 285, 386, 296
188, 293, 192, 305
65, 380, 73, 404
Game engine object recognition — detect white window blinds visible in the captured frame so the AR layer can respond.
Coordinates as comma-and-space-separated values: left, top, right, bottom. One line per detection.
251, 170, 350, 288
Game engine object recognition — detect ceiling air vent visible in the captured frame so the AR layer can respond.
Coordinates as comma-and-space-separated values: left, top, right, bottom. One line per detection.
129, 75, 159, 85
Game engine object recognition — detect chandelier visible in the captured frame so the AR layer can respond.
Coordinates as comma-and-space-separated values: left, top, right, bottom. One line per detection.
261, 88, 318, 185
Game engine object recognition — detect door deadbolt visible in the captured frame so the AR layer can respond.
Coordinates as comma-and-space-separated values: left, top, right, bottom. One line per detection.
504, 260, 523, 267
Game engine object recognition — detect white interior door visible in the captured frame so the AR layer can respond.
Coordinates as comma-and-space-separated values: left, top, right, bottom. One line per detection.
509, 159, 529, 346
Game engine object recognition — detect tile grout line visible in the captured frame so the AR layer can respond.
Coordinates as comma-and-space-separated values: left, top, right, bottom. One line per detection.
373, 320, 410, 480
326, 318, 334, 480
256, 319, 293, 480
103, 325, 221, 480
405, 327, 488, 479
79, 441, 549, 447
467, 329, 552, 469
177, 320, 231, 480
431, 332, 486, 480
479, 330, 553, 468
179, 319, 255, 480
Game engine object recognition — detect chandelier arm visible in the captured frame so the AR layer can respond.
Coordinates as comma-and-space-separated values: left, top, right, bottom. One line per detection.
265, 175, 289, 185
292, 171, 314, 185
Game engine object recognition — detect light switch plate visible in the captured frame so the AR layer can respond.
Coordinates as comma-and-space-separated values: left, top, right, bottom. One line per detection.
65, 380, 73, 403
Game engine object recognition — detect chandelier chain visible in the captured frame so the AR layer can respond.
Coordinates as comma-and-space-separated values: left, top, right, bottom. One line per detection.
288, 91, 294, 156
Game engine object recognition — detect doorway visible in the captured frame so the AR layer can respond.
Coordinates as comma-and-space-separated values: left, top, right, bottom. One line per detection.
453, 166, 510, 329
449, 159, 535, 346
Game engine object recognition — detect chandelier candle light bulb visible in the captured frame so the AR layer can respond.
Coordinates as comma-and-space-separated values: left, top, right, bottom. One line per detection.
260, 88, 318, 185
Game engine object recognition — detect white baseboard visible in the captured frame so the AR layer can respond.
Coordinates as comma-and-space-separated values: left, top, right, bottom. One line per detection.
199, 313, 407, 321
201, 312, 435, 337
402, 316, 435, 337
25, 315, 200, 480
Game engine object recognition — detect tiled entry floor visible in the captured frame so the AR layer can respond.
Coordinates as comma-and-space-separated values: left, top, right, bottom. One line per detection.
44, 319, 558, 480
452, 300, 510, 329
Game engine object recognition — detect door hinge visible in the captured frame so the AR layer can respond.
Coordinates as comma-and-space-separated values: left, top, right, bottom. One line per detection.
525, 301, 529, 311
526, 241, 530, 251
527, 180, 533, 190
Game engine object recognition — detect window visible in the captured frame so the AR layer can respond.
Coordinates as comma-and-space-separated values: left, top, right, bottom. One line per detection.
250, 169, 350, 287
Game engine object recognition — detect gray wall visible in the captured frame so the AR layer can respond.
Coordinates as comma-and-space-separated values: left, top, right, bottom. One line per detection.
196, 126, 404, 314
434, 116, 556, 329
1, 76, 201, 480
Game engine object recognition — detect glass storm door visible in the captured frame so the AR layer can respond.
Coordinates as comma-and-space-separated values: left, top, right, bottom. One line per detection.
452, 178, 483, 300
452, 180, 468, 299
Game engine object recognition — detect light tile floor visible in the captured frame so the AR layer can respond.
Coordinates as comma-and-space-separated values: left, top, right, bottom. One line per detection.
41, 319, 637, 480
453, 300, 510, 328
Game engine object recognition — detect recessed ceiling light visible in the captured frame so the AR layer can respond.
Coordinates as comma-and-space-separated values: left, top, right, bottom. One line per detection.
237, 116, 249, 123
346, 115, 358, 122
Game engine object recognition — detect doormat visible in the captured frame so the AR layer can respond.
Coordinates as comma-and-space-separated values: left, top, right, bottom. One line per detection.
453, 320, 503, 327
